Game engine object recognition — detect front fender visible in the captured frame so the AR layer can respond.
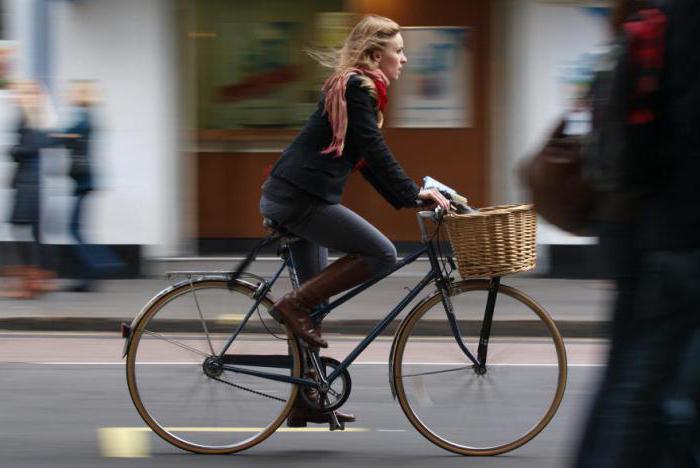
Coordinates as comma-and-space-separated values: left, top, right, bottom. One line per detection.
387, 280, 494, 399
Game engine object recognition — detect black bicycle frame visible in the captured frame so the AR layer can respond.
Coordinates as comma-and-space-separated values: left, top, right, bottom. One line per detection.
218, 233, 498, 389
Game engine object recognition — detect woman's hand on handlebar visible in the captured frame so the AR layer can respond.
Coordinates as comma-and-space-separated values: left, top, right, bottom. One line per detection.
417, 187, 451, 211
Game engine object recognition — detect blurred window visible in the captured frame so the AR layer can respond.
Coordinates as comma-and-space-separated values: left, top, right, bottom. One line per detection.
191, 0, 352, 130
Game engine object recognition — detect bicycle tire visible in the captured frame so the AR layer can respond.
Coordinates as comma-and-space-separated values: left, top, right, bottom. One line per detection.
391, 279, 567, 456
126, 278, 302, 454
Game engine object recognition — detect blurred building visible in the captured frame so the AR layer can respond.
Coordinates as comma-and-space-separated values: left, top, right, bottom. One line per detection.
0, 0, 611, 277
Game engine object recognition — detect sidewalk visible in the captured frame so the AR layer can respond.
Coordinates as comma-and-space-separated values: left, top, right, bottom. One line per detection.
0, 259, 614, 338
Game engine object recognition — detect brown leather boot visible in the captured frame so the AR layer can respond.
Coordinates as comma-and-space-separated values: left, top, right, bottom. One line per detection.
0, 265, 36, 300
28, 268, 57, 294
272, 255, 373, 348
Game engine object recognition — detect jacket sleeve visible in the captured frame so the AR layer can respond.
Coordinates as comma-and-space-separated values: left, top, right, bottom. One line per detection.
346, 81, 420, 208
359, 165, 406, 209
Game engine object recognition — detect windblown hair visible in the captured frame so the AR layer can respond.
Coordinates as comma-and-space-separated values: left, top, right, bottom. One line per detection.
308, 15, 400, 155
309, 15, 400, 74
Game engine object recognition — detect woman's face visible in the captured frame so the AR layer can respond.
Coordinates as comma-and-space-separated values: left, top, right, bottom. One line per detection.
376, 33, 407, 81
69, 83, 91, 106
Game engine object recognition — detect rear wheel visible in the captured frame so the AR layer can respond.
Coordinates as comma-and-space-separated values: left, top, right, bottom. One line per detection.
392, 280, 567, 455
126, 279, 302, 454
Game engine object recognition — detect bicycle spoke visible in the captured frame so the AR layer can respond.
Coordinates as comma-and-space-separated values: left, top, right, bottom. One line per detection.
142, 329, 210, 358
189, 279, 216, 355
394, 282, 567, 455
128, 278, 301, 454
402, 365, 472, 379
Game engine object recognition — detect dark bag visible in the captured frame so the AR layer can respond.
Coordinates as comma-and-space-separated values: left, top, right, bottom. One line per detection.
522, 120, 593, 235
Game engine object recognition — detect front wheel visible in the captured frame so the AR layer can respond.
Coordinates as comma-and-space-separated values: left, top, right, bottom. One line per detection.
391, 280, 567, 456
125, 278, 302, 454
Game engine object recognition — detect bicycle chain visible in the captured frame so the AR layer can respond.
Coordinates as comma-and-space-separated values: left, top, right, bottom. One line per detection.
210, 375, 287, 403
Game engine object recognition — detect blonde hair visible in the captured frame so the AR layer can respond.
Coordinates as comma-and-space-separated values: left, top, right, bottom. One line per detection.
12, 80, 57, 130
309, 15, 401, 73
309, 15, 400, 129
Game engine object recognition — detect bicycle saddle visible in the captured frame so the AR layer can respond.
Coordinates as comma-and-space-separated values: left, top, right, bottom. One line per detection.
263, 218, 301, 242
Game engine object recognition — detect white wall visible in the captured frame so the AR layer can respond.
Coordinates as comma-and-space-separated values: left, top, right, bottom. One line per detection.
490, 0, 609, 244
0, 0, 181, 256
51, 0, 180, 255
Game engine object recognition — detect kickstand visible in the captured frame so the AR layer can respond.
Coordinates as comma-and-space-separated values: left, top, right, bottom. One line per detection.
328, 411, 344, 431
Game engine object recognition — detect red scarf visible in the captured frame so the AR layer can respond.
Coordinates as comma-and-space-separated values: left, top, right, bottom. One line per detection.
373, 76, 388, 112
321, 68, 389, 157
623, 8, 666, 125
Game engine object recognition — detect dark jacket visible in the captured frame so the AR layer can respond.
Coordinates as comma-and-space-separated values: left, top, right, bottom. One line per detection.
637, 0, 700, 249
267, 75, 420, 209
64, 108, 94, 194
602, 0, 700, 250
8, 116, 42, 225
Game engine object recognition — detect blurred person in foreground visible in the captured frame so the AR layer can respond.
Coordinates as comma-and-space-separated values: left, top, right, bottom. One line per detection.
259, 15, 450, 428
52, 80, 123, 292
574, 0, 700, 466
1, 80, 57, 299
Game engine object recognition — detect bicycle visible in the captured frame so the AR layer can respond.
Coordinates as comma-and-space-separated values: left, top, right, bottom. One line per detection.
121, 193, 567, 456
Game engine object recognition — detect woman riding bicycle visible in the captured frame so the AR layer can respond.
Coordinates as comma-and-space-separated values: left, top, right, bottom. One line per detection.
260, 15, 450, 427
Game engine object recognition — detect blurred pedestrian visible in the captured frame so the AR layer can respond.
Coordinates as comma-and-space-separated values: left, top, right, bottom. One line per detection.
1, 80, 57, 299
573, 0, 700, 466
52, 80, 123, 292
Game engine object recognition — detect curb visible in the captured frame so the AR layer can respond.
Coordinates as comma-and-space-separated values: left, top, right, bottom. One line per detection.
0, 317, 610, 339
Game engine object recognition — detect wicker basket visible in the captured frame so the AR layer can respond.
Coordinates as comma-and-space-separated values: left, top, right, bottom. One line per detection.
444, 204, 537, 279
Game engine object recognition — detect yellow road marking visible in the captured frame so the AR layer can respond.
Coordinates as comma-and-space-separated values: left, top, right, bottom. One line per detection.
107, 426, 368, 433
98, 428, 149, 458
99, 425, 368, 457
217, 314, 245, 322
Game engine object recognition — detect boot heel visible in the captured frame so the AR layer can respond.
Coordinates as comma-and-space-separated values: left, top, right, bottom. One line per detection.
286, 418, 308, 428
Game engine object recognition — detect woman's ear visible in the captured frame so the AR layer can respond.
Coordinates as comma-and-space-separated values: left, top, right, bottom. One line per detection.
372, 50, 382, 63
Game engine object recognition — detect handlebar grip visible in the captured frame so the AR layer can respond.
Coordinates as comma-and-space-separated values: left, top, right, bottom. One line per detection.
450, 193, 468, 206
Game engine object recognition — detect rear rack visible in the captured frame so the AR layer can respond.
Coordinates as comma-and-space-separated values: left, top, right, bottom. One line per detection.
165, 271, 266, 284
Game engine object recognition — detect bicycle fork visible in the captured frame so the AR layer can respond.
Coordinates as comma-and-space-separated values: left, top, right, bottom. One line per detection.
442, 277, 501, 374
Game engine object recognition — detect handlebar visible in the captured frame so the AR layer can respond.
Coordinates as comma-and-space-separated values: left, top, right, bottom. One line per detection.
415, 177, 478, 242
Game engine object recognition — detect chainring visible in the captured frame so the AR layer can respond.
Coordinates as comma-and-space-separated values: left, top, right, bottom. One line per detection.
300, 356, 352, 412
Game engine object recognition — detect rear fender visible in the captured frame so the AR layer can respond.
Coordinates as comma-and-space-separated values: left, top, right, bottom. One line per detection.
121, 277, 263, 358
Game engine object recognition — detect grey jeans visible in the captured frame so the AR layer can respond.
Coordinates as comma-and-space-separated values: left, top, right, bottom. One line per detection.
259, 194, 397, 285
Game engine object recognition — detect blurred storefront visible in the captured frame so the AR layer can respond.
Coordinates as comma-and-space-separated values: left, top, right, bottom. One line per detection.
191, 0, 492, 255
0, 0, 612, 277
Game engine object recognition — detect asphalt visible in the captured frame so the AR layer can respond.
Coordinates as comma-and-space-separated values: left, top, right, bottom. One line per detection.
0, 362, 598, 466
0, 258, 614, 338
